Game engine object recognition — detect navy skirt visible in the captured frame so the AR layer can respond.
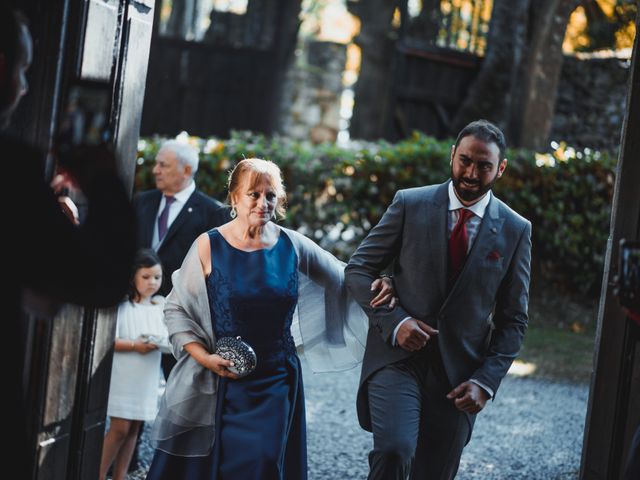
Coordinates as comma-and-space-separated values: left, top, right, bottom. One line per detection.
146, 355, 306, 480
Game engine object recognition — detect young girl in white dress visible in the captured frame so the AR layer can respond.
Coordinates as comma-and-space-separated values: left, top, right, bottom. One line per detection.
99, 248, 169, 480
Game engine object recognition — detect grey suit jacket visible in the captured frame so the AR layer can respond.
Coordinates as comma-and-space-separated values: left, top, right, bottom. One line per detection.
345, 181, 532, 431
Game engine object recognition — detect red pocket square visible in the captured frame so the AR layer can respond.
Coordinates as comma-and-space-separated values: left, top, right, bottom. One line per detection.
487, 251, 501, 261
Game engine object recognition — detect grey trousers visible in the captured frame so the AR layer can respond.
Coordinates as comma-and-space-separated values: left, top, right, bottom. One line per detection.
367, 349, 472, 480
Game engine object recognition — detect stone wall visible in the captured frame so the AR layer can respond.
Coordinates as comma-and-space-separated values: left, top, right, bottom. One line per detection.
280, 40, 347, 143
279, 44, 630, 151
550, 51, 631, 153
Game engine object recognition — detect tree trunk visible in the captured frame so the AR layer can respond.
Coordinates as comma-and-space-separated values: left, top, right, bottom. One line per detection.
166, 0, 198, 39
406, 0, 442, 44
347, 0, 399, 140
508, 0, 581, 149
451, 0, 532, 135
452, 0, 580, 150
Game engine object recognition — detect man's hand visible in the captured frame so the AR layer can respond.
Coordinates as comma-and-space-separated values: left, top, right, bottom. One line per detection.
446, 381, 489, 414
622, 307, 640, 327
51, 173, 80, 224
57, 144, 118, 192
57, 195, 80, 225
396, 318, 438, 352
370, 277, 397, 308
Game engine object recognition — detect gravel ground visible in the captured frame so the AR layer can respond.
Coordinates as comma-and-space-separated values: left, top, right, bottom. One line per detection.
127, 358, 588, 479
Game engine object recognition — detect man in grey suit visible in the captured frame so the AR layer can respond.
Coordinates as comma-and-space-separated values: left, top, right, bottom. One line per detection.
345, 119, 532, 479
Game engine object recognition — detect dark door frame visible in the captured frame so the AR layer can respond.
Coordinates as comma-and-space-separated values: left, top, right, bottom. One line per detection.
14, 1, 156, 478
581, 10, 640, 480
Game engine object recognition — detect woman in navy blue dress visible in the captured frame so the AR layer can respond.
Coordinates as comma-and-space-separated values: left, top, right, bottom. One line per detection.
146, 158, 394, 479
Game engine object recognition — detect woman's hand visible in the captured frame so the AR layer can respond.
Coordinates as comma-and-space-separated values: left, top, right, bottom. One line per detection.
51, 173, 80, 225
204, 353, 241, 379
370, 276, 398, 308
183, 341, 240, 379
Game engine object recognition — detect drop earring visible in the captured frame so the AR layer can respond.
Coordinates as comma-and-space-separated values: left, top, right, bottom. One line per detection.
230, 205, 237, 219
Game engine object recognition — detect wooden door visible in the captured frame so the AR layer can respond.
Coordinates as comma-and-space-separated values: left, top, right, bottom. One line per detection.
140, 0, 302, 137
13, 1, 156, 478
581, 11, 640, 480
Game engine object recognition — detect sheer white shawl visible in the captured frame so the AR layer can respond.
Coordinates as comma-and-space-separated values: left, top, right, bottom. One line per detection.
150, 226, 368, 456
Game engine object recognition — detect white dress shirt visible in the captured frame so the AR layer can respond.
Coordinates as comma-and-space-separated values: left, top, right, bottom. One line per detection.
446, 181, 490, 250
391, 182, 494, 397
151, 181, 196, 251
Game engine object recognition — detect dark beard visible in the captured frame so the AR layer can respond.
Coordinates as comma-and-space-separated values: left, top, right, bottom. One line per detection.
451, 169, 499, 203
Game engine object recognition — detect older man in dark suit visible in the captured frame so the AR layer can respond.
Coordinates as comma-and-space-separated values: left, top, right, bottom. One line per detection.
346, 119, 532, 479
134, 140, 229, 299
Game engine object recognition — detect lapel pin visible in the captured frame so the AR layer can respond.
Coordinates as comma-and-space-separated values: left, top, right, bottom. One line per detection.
188, 207, 193, 213
490, 227, 497, 233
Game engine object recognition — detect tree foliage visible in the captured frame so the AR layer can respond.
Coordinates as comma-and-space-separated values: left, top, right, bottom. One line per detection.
136, 131, 615, 295
567, 0, 637, 51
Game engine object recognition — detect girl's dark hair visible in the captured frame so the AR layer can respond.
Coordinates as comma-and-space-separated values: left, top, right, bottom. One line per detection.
128, 248, 162, 302
0, 6, 28, 82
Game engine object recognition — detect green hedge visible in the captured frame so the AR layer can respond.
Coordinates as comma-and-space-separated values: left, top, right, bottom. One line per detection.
136, 131, 616, 296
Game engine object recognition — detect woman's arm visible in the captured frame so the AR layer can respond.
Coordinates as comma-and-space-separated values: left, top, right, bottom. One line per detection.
183, 341, 239, 379
197, 233, 212, 277
176, 236, 238, 377
163, 239, 214, 357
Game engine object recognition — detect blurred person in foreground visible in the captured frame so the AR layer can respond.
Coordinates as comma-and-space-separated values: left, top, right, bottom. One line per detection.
1, 5, 136, 475
621, 298, 640, 479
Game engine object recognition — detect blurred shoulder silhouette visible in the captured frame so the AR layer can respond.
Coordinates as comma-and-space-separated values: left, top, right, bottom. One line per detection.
1, 5, 136, 476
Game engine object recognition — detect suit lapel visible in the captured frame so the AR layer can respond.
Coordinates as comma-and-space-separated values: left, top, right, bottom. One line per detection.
424, 183, 449, 301
443, 194, 505, 305
159, 190, 197, 249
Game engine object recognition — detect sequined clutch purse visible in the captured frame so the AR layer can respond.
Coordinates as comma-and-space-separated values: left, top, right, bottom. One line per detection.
214, 336, 257, 377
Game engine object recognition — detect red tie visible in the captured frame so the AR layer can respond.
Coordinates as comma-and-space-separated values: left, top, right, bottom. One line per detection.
448, 209, 474, 284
